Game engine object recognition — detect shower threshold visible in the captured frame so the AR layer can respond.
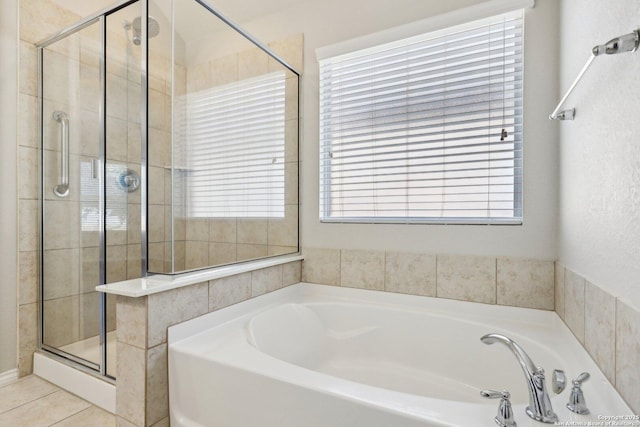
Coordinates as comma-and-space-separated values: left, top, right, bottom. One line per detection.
34, 331, 117, 413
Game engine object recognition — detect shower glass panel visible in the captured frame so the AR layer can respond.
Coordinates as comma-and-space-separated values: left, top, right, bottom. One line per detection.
40, 0, 144, 379
148, 0, 300, 273
41, 19, 105, 372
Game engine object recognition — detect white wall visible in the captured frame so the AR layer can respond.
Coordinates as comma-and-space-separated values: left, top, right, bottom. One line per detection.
0, 0, 19, 374
558, 0, 640, 308
222, 0, 559, 259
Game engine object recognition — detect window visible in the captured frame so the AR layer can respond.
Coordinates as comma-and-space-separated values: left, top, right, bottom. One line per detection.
182, 71, 286, 218
319, 11, 523, 224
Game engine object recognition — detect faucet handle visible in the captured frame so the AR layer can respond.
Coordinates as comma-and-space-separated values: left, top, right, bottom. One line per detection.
481, 390, 517, 427
573, 372, 590, 385
567, 372, 590, 415
552, 369, 566, 394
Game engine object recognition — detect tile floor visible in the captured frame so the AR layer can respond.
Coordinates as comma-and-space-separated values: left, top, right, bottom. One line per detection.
0, 375, 115, 426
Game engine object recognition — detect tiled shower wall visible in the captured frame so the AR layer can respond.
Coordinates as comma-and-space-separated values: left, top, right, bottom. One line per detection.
555, 263, 640, 414
174, 35, 302, 272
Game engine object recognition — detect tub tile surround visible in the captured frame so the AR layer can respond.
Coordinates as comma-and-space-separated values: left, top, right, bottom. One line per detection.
114, 260, 302, 427
555, 263, 640, 414
302, 247, 555, 310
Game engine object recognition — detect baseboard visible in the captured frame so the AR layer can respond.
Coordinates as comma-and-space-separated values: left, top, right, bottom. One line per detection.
0, 368, 19, 387
33, 352, 115, 413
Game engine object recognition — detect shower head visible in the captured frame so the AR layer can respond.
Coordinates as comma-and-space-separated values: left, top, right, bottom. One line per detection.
128, 16, 160, 46
592, 30, 640, 56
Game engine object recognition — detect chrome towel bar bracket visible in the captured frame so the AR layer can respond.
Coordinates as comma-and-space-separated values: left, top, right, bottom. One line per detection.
550, 30, 639, 121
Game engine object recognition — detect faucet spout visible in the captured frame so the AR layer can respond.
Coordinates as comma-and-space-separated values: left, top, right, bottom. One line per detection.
481, 333, 559, 424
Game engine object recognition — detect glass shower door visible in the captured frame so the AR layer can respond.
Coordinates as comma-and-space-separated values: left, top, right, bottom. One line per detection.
41, 18, 106, 373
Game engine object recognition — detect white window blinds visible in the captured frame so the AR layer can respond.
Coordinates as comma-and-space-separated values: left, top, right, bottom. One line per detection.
319, 11, 523, 224
183, 71, 286, 218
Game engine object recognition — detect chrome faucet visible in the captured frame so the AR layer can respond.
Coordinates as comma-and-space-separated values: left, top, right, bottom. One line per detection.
481, 333, 559, 424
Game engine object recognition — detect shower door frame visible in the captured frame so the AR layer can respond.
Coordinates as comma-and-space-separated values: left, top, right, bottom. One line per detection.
36, 0, 148, 381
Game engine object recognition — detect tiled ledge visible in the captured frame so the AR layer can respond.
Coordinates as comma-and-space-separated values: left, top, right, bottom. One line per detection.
96, 254, 303, 297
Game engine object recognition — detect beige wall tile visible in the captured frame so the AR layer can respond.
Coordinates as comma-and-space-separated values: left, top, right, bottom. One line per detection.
283, 261, 302, 286
236, 243, 268, 261
237, 219, 268, 245
19, 40, 38, 97
285, 162, 298, 205
209, 54, 238, 87
106, 117, 128, 162
18, 146, 39, 200
18, 93, 38, 148
126, 244, 142, 279
615, 300, 640, 414
584, 281, 616, 384
116, 342, 146, 427
301, 247, 340, 286
148, 242, 165, 273
497, 258, 554, 310
79, 291, 100, 340
268, 245, 298, 257
209, 242, 236, 266
186, 62, 209, 93
18, 251, 38, 305
285, 77, 299, 120
284, 119, 298, 163
341, 249, 385, 291
209, 272, 252, 311
437, 255, 496, 304
268, 205, 298, 247
147, 282, 208, 347
106, 73, 128, 121
209, 218, 237, 243
186, 218, 209, 242
184, 241, 208, 270
18, 303, 38, 376
564, 268, 586, 344
106, 245, 128, 284
81, 246, 100, 293
117, 295, 147, 350
238, 47, 269, 80
42, 296, 80, 348
127, 204, 141, 244
126, 82, 141, 125
555, 262, 565, 319
146, 344, 168, 426
148, 166, 165, 205
43, 200, 79, 250
385, 252, 436, 296
148, 205, 165, 243
268, 34, 304, 72
19, 199, 38, 252
251, 265, 283, 297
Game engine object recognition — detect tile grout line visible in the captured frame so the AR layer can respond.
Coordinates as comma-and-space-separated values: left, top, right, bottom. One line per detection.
0, 388, 61, 416
48, 405, 95, 426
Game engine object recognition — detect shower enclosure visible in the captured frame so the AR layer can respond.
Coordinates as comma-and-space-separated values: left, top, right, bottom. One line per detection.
37, 0, 300, 381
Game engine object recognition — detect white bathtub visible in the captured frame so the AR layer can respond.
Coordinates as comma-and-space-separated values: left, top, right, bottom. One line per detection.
168, 283, 634, 427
